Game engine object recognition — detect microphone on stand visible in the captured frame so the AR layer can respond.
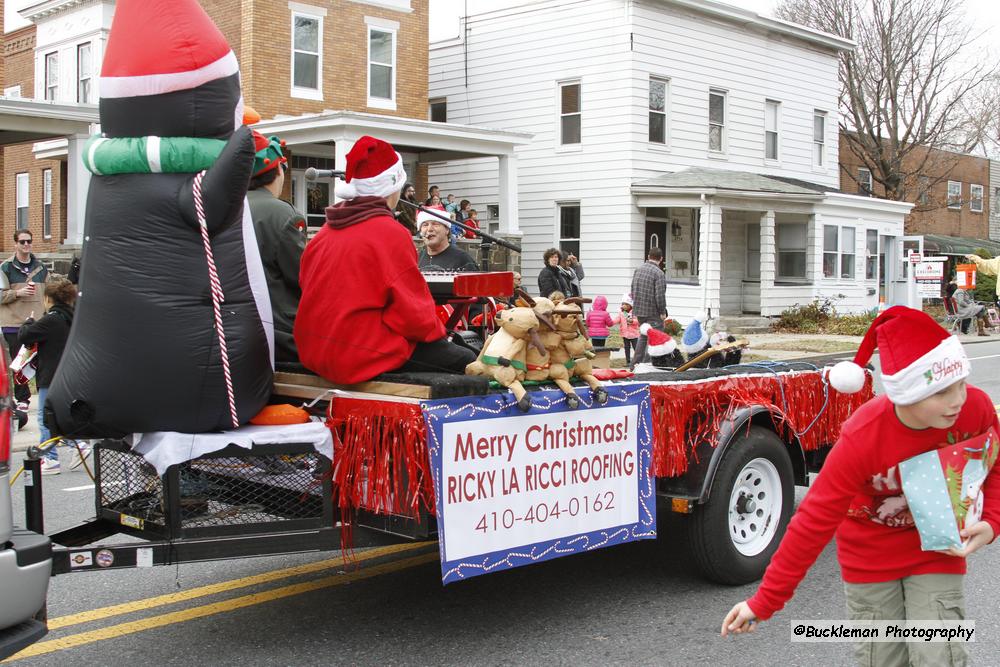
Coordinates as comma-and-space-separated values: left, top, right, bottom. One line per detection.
304, 167, 346, 181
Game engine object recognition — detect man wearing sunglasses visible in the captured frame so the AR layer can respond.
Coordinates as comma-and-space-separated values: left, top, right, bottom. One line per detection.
1, 230, 50, 407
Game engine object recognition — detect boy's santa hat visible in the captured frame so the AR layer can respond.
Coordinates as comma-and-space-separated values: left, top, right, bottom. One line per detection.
681, 312, 709, 353
640, 323, 676, 357
336, 136, 407, 200
828, 306, 969, 405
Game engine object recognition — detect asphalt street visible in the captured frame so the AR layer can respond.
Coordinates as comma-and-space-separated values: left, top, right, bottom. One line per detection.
5, 338, 1000, 666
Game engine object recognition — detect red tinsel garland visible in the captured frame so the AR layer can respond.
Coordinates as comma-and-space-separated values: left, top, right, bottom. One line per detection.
325, 372, 873, 540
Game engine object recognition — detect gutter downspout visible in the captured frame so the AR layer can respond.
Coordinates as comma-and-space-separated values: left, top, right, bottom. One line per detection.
700, 193, 711, 320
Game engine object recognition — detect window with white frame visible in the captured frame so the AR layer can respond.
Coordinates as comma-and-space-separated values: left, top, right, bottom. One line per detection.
368, 25, 396, 104
947, 180, 962, 209
746, 223, 761, 279
649, 77, 667, 144
429, 98, 446, 122
823, 225, 856, 279
919, 176, 930, 205
45, 52, 58, 101
764, 100, 779, 160
970, 183, 984, 212
560, 82, 581, 145
3, 85, 21, 98
558, 203, 581, 259
291, 10, 322, 96
16, 173, 29, 230
77, 42, 92, 104
865, 229, 878, 280
43, 169, 52, 238
858, 167, 872, 195
709, 89, 726, 152
776, 222, 808, 280
994, 187, 1000, 213
813, 111, 826, 167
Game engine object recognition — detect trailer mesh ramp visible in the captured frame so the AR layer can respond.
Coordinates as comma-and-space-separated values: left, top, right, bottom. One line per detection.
95, 440, 328, 538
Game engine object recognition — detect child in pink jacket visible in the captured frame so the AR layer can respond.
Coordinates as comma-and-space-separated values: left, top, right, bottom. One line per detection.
585, 295, 614, 346
616, 294, 640, 365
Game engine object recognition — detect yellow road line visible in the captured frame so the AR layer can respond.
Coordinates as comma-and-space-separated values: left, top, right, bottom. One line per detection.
8, 551, 439, 661
48, 541, 432, 630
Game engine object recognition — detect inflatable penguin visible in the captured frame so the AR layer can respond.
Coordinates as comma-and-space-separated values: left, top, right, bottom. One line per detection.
46, 0, 273, 438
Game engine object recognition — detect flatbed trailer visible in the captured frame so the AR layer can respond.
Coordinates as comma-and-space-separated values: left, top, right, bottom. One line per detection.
23, 362, 870, 584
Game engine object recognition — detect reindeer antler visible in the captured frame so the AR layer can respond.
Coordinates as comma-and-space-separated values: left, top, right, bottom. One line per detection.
514, 289, 536, 308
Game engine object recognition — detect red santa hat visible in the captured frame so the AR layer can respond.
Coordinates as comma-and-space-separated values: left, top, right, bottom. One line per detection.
828, 306, 970, 405
640, 323, 676, 357
100, 0, 239, 99
335, 136, 407, 200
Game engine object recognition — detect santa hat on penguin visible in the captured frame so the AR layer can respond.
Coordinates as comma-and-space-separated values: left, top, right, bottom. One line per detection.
640, 323, 676, 357
828, 306, 970, 405
336, 136, 407, 200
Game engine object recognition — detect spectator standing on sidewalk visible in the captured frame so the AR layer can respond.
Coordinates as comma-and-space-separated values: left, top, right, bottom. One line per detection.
18, 277, 76, 475
560, 251, 584, 298
629, 247, 668, 368
616, 294, 640, 365
538, 248, 571, 299
1, 230, 49, 410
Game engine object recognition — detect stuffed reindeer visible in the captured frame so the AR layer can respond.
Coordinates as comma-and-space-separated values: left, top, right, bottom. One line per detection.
465, 300, 547, 412
550, 297, 609, 406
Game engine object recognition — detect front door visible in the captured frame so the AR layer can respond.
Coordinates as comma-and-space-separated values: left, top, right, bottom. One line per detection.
645, 219, 667, 258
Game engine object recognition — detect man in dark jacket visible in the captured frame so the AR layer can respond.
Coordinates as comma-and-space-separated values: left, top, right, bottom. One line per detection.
248, 132, 307, 364
630, 246, 668, 369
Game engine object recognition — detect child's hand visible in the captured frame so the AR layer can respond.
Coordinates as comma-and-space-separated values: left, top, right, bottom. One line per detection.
721, 601, 758, 637
942, 521, 995, 558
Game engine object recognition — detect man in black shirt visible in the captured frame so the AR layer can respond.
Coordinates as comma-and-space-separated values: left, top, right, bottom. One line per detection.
417, 210, 478, 272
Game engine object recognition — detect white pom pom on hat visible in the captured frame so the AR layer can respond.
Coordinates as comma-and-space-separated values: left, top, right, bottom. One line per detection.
827, 306, 970, 405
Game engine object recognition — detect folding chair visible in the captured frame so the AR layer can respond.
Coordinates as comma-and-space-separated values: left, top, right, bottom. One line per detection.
942, 297, 962, 333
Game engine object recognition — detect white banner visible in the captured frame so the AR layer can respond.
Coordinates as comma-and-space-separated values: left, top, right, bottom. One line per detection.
439, 404, 640, 562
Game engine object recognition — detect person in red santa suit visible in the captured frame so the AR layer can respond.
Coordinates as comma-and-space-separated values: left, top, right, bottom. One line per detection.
720, 306, 999, 667
294, 136, 477, 384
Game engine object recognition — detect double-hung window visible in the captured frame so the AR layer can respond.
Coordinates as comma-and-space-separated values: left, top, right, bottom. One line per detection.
823, 225, 856, 279
776, 222, 808, 280
947, 181, 962, 209
560, 82, 581, 145
367, 18, 397, 108
970, 184, 984, 213
709, 89, 726, 152
291, 7, 323, 99
649, 77, 667, 144
77, 42, 92, 104
45, 53, 58, 101
16, 173, 29, 230
43, 169, 52, 239
858, 167, 872, 195
813, 111, 826, 167
558, 203, 581, 259
764, 100, 779, 160
865, 229, 878, 280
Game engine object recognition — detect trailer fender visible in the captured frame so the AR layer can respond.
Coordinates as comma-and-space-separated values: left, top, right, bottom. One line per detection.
657, 405, 807, 504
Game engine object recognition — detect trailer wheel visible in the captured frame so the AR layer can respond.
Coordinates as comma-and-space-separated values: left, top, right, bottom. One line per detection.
688, 426, 793, 585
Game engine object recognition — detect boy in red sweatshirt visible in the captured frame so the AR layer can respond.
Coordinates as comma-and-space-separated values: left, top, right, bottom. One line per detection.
721, 306, 998, 666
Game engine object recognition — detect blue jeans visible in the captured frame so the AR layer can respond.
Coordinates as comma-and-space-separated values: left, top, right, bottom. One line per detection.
38, 386, 56, 461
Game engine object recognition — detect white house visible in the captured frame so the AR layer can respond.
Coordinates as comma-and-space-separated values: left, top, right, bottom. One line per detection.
428, 0, 913, 320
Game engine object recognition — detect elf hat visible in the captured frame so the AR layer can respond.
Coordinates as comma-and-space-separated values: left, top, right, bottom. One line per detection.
681, 312, 709, 353
252, 132, 287, 177
335, 136, 407, 200
827, 306, 969, 405
641, 323, 676, 357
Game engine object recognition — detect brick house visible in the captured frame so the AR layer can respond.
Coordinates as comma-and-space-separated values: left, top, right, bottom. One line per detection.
1, 0, 527, 259
838, 133, 992, 239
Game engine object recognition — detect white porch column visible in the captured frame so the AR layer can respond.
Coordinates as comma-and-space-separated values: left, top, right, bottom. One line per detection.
65, 133, 92, 247
698, 198, 723, 317
331, 133, 358, 204
498, 153, 519, 233
760, 210, 776, 316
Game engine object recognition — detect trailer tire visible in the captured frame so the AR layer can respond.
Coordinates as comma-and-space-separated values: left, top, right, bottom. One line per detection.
687, 426, 793, 585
